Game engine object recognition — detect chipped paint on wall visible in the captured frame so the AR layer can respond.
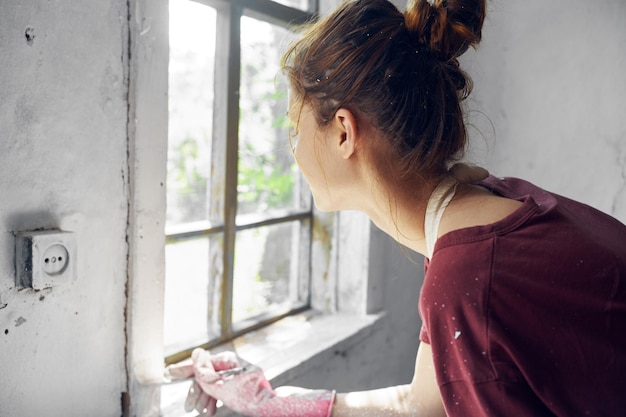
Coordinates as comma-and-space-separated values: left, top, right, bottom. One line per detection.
0, 0, 130, 415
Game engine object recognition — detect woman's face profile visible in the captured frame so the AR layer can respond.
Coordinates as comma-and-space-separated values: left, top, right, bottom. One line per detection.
288, 95, 338, 211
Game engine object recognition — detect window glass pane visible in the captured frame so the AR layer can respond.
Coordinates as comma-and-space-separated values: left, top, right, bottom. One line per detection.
232, 221, 307, 324
238, 17, 304, 216
163, 238, 209, 355
165, 0, 216, 356
164, 1, 314, 361
167, 0, 216, 226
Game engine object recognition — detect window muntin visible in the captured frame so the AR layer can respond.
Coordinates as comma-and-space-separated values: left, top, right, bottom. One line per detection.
271, 0, 311, 12
164, 0, 314, 363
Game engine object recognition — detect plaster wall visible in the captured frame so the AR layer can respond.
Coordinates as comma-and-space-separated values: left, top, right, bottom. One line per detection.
0, 1, 129, 416
464, 0, 626, 222
290, 228, 424, 392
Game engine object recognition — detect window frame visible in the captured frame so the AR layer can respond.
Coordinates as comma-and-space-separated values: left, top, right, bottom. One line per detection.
126, 0, 378, 414
163, 0, 317, 365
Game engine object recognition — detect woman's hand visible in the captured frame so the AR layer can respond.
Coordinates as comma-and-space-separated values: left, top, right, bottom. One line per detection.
170, 348, 335, 417
164, 350, 240, 415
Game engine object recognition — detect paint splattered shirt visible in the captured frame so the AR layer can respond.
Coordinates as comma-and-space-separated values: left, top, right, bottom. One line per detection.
419, 176, 626, 417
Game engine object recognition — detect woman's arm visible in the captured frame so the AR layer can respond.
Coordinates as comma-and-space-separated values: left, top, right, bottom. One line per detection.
168, 342, 444, 417
330, 342, 445, 417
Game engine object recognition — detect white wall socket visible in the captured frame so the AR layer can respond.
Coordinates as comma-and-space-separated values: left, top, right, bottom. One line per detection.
15, 230, 77, 290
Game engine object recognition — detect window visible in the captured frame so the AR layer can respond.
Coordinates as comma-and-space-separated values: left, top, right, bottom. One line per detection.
164, 0, 316, 364
127, 2, 401, 414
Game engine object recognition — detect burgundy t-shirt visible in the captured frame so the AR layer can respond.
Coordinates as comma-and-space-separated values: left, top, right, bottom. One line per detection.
419, 176, 626, 417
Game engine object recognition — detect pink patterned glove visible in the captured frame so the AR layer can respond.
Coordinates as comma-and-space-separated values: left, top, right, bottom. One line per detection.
187, 348, 335, 417
164, 350, 241, 415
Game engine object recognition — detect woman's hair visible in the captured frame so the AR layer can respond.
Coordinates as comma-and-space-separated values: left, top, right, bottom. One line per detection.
281, 0, 486, 179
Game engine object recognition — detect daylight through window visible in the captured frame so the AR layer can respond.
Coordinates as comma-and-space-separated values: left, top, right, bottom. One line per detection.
164, 0, 315, 363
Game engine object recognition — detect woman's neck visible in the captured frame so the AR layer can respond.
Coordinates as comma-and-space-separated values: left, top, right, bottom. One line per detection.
357, 176, 436, 256
357, 174, 524, 257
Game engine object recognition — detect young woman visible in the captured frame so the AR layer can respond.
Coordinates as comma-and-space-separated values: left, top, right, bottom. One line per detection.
168, 0, 626, 415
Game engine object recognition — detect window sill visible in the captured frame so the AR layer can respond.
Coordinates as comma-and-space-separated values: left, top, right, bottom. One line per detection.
160, 310, 386, 417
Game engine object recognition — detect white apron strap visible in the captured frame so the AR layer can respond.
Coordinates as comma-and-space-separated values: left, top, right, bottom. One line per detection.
424, 175, 458, 259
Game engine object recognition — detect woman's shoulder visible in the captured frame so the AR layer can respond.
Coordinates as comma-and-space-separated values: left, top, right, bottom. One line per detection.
437, 175, 626, 258
437, 176, 525, 239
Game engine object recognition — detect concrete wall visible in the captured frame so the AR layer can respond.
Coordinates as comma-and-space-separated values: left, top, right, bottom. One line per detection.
0, 1, 129, 416
1, 0, 625, 416
289, 228, 424, 393
464, 0, 626, 223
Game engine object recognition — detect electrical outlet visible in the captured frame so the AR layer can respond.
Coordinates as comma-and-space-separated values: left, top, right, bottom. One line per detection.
15, 230, 76, 290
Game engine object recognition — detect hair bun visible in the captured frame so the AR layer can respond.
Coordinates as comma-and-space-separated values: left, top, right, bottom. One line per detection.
405, 0, 486, 61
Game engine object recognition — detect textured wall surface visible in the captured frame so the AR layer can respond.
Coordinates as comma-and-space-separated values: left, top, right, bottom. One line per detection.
290, 227, 424, 393
464, 0, 626, 223
0, 1, 129, 415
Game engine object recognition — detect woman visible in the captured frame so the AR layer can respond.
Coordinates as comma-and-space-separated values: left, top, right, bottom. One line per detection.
168, 0, 626, 415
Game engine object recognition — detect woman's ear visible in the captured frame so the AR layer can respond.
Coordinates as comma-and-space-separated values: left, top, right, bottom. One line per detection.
334, 108, 359, 160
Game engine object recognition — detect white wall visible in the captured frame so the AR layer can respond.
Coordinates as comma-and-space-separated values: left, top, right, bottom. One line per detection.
0, 1, 129, 416
288, 228, 424, 392
464, 0, 626, 223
